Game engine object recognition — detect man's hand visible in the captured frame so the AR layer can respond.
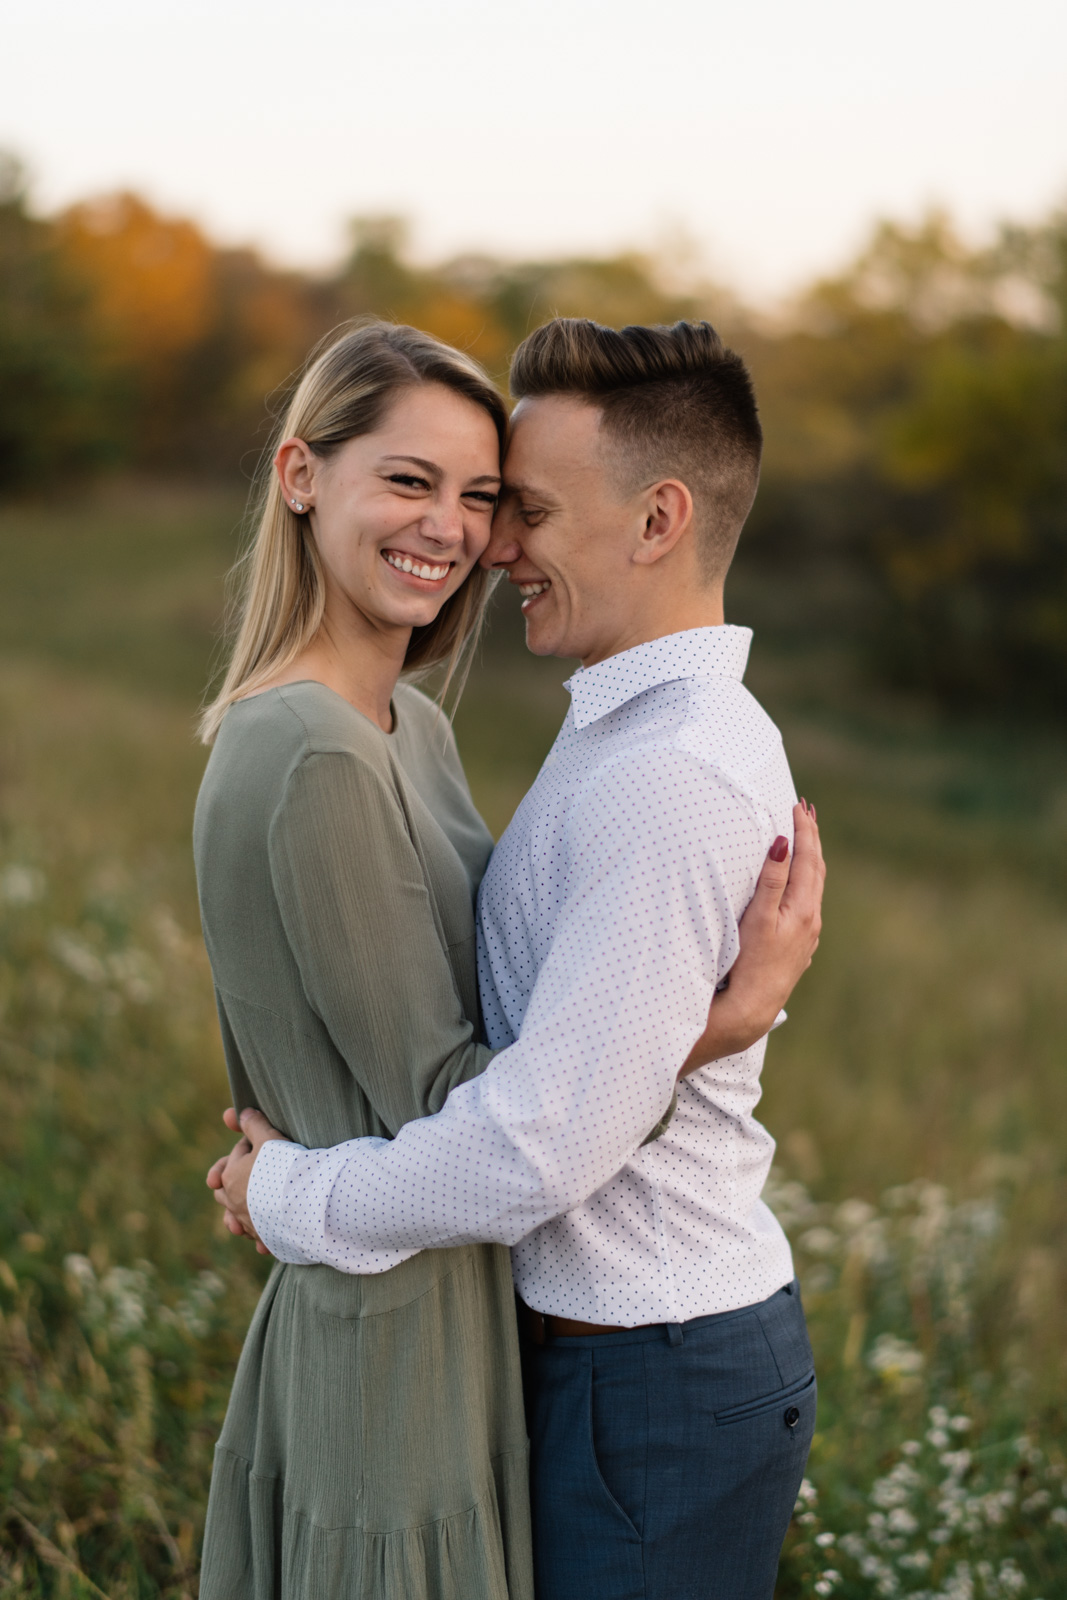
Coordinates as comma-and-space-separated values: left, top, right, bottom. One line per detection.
206, 1107, 287, 1254
680, 800, 825, 1075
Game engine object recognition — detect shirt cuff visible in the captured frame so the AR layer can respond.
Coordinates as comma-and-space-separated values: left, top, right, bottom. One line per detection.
247, 1137, 312, 1263
246, 1135, 420, 1275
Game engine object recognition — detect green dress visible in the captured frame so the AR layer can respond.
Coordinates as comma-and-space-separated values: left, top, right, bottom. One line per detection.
193, 680, 532, 1600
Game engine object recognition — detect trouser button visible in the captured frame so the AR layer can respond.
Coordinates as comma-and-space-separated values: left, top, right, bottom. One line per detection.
784, 1406, 800, 1428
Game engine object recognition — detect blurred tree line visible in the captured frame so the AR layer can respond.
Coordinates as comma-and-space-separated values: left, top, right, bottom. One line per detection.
1, 150, 1064, 712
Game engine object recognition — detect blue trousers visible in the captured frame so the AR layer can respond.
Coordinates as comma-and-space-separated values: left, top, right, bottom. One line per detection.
521, 1281, 816, 1600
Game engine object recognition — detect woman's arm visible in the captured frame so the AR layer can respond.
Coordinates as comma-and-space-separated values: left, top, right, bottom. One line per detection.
679, 800, 824, 1075
269, 749, 494, 1135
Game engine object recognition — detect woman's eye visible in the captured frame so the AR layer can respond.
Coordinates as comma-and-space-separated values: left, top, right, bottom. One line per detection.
387, 473, 430, 491
464, 491, 499, 509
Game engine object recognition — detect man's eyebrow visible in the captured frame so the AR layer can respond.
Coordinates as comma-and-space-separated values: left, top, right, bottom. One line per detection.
501, 478, 553, 500
380, 455, 501, 486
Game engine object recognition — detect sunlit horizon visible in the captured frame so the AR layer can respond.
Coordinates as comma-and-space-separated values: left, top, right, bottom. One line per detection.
4, 0, 1065, 301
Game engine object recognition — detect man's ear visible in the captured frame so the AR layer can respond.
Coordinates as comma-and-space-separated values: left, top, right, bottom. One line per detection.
631, 479, 694, 567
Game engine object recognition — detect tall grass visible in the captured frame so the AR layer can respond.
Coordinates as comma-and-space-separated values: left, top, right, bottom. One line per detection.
1, 487, 1064, 1597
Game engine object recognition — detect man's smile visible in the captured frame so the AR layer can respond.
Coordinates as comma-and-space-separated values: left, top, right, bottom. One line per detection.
518, 580, 551, 611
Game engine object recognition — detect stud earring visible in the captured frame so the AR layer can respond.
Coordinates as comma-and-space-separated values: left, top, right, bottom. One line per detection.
291, 500, 305, 512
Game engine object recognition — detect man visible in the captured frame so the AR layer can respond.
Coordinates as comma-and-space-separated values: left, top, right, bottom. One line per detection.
216, 318, 824, 1599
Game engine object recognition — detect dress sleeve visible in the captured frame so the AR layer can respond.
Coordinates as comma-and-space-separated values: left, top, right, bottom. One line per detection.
268, 749, 494, 1137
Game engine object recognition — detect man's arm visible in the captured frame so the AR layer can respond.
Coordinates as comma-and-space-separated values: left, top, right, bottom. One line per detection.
230, 752, 779, 1266
213, 799, 823, 1260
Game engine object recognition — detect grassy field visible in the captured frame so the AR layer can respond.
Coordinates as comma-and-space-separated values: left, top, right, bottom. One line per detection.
1, 484, 1065, 1598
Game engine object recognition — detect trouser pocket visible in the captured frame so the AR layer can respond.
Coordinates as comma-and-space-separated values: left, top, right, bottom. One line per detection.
714, 1367, 816, 1427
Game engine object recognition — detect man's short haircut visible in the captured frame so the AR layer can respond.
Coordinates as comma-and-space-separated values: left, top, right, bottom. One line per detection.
509, 318, 762, 581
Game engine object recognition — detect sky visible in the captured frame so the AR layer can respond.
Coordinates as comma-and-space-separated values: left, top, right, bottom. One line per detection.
3, 0, 1066, 299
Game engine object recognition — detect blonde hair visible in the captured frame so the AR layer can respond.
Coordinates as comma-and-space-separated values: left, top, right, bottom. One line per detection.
199, 320, 508, 743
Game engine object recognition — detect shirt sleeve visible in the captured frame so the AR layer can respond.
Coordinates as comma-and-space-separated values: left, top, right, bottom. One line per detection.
269, 750, 495, 1136
250, 748, 771, 1266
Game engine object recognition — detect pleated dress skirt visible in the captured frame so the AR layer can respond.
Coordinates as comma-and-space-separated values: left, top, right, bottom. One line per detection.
199, 1243, 533, 1600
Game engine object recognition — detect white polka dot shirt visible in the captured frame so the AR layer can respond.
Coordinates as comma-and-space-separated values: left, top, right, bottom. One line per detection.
249, 625, 796, 1322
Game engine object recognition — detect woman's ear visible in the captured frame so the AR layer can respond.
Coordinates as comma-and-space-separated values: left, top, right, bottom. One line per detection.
275, 438, 318, 513
631, 479, 694, 567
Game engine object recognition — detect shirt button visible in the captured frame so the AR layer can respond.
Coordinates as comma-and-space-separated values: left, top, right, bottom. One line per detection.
784, 1406, 801, 1429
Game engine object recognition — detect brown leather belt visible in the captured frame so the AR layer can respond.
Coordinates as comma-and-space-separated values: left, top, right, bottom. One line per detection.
517, 1297, 654, 1346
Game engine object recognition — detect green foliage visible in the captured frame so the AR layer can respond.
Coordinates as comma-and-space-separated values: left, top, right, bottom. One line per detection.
744, 212, 1067, 712
0, 157, 118, 488
0, 149, 1064, 712
768, 1177, 1067, 1598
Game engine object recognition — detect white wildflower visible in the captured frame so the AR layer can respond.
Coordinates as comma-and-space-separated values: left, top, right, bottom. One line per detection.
927, 1427, 950, 1448
976, 1492, 1008, 1526
941, 1561, 974, 1600
1050, 1506, 1067, 1526
835, 1198, 876, 1232
1021, 1488, 1050, 1512
100, 1266, 149, 1334
900, 1550, 932, 1570
901, 1440, 922, 1456
957, 1198, 1000, 1238
871, 1463, 922, 1510
858, 1550, 900, 1594
0, 864, 45, 904
869, 1334, 925, 1378
799, 1226, 839, 1256
887, 1506, 918, 1534
795, 1478, 818, 1507
996, 1559, 1026, 1595
106, 947, 156, 1003
814, 1572, 842, 1595
949, 1415, 973, 1433
171, 1270, 226, 1338
815, 1531, 836, 1547
51, 931, 107, 984
762, 1172, 819, 1231
839, 1532, 867, 1558
929, 1405, 950, 1427
64, 1253, 96, 1293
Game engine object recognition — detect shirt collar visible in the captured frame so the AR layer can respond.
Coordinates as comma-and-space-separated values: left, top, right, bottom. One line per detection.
564, 625, 753, 730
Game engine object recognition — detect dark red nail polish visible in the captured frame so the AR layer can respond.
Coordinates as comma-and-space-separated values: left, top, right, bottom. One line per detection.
769, 836, 789, 862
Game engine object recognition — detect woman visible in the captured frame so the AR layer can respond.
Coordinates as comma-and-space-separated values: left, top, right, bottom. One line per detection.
194, 320, 819, 1600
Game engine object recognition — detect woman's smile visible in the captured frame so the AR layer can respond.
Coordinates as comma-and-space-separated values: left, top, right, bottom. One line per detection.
381, 547, 454, 587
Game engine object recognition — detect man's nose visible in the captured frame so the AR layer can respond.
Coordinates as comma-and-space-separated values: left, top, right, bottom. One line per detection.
480, 521, 522, 570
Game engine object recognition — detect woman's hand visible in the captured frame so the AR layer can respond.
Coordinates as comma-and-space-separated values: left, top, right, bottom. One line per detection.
679, 800, 825, 1077
206, 1106, 285, 1254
